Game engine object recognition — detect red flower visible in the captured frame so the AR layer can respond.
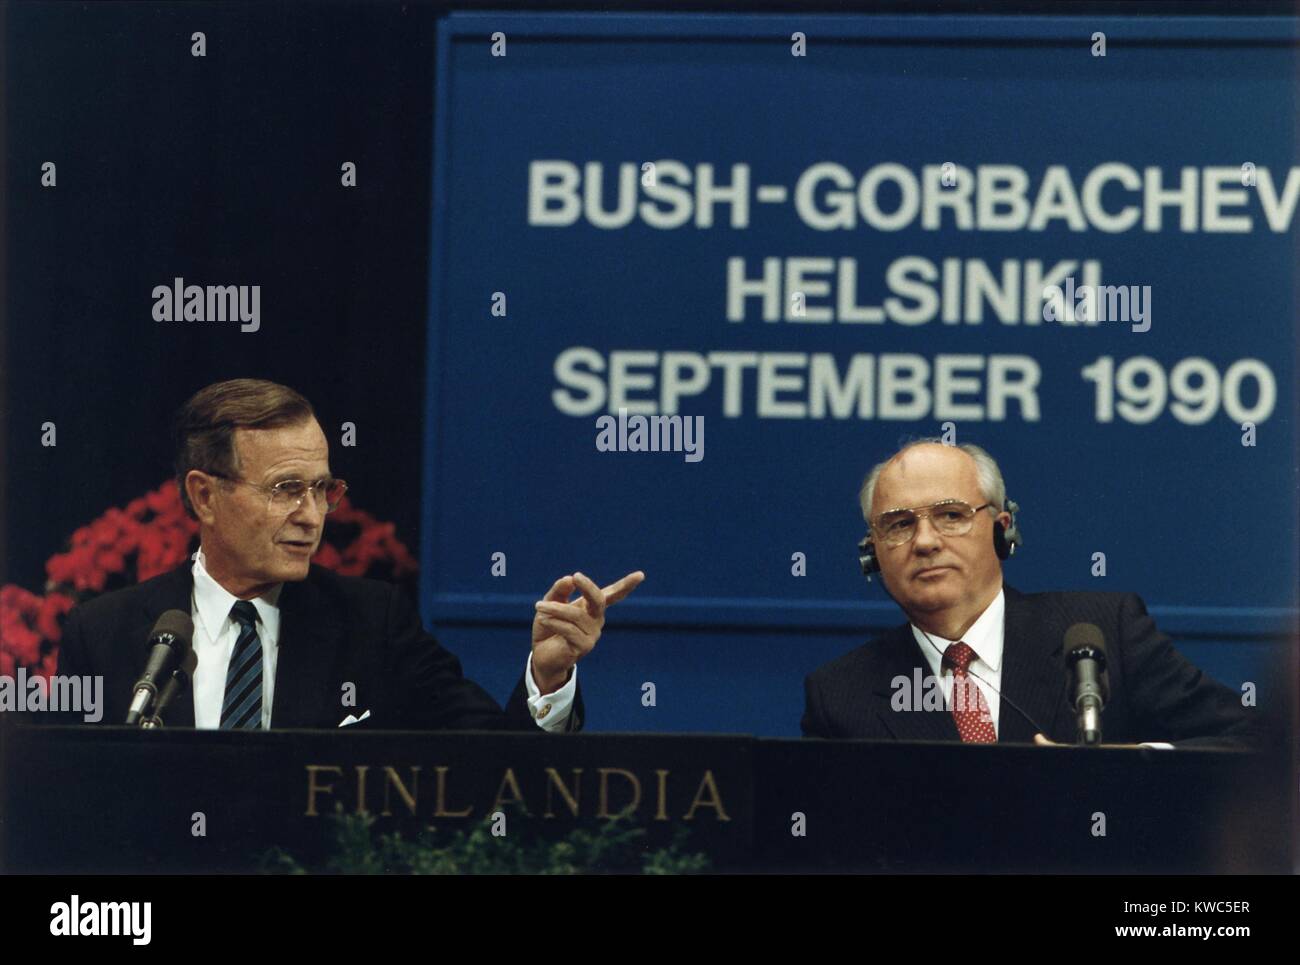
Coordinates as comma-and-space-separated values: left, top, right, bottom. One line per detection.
36, 593, 75, 643
313, 542, 342, 569
38, 652, 58, 681
90, 515, 118, 547
46, 545, 107, 592
2, 622, 42, 666
95, 549, 126, 573
146, 481, 178, 514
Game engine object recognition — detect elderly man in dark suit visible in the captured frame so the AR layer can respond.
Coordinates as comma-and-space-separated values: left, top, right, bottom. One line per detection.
56, 378, 643, 731
802, 440, 1257, 748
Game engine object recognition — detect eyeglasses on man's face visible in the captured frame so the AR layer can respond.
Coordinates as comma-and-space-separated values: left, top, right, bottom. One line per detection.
212, 474, 348, 515
871, 499, 993, 547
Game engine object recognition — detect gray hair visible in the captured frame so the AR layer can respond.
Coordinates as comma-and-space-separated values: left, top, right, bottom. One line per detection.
859, 438, 1006, 523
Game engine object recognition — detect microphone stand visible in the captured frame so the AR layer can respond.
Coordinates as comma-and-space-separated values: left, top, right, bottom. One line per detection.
139, 666, 193, 729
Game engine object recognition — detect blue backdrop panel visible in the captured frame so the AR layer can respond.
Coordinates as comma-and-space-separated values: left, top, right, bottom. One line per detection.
422, 14, 1298, 735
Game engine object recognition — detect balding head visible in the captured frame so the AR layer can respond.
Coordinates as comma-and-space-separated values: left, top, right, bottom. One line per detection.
860, 440, 1005, 524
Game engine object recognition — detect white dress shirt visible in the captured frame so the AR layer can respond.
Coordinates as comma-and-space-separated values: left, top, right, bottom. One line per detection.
911, 588, 1005, 736
188, 548, 575, 731
191, 548, 282, 729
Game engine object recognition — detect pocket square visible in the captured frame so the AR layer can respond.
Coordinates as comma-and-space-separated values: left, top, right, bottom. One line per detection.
338, 709, 371, 728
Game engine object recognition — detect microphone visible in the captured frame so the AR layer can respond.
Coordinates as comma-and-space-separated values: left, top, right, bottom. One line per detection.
140, 649, 198, 729
125, 610, 194, 726
1064, 622, 1109, 746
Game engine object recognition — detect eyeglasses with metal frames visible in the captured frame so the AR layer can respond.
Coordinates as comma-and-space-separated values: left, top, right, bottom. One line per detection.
211, 474, 349, 515
870, 499, 994, 547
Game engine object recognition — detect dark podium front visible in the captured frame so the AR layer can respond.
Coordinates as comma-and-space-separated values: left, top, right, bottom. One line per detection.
0, 725, 1286, 873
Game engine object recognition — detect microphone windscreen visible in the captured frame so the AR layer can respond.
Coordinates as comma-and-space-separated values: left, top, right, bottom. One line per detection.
1064, 621, 1106, 656
179, 649, 198, 675
150, 610, 194, 650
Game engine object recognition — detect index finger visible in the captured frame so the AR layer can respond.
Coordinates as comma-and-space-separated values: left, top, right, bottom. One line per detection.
601, 570, 645, 607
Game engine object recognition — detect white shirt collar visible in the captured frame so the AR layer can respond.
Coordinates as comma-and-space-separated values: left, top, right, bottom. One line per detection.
909, 587, 1005, 672
191, 546, 283, 641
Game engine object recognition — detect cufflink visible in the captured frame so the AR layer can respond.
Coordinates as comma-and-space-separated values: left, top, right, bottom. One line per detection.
536, 704, 552, 719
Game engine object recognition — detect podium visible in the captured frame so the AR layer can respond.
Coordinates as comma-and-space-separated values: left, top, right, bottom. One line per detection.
0, 725, 1286, 873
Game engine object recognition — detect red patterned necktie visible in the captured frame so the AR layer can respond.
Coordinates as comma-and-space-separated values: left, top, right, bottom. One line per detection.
942, 641, 997, 743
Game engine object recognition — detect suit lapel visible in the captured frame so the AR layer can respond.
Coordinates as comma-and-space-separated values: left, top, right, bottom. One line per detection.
269, 571, 348, 729
135, 564, 198, 728
132, 564, 348, 729
868, 585, 1072, 743
870, 624, 960, 742
998, 584, 1071, 742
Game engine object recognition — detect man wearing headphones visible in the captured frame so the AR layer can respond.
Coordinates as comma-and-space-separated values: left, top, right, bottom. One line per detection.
800, 439, 1259, 748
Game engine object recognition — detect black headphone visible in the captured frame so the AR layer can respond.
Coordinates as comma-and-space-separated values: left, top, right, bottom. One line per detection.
858, 498, 1022, 582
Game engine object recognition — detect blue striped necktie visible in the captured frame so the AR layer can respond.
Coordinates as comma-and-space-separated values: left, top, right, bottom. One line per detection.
221, 600, 264, 730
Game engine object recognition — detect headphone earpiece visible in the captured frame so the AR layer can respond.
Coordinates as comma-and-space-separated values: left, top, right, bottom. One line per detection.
994, 497, 1023, 560
858, 497, 1022, 582
858, 533, 878, 581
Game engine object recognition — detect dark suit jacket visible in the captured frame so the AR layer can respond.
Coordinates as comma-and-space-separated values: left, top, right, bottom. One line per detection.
802, 585, 1258, 749
54, 561, 583, 732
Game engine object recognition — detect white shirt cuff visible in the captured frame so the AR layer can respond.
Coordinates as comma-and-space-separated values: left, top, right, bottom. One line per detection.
525, 652, 576, 732
1139, 742, 1175, 750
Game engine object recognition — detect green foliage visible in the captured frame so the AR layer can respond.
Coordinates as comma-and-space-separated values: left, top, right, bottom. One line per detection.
260, 806, 710, 875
